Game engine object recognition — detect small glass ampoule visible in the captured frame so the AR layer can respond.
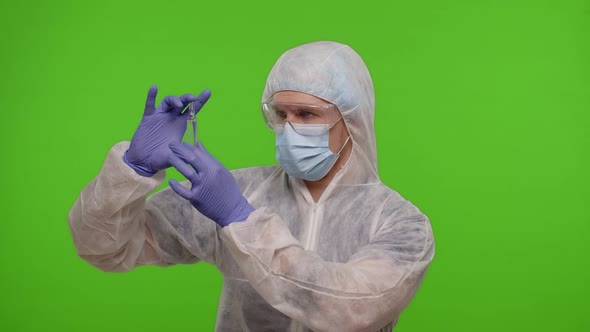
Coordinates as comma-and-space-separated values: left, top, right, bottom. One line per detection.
182, 102, 198, 147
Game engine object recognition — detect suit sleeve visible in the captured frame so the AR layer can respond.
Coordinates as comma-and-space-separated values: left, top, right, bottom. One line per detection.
68, 142, 220, 272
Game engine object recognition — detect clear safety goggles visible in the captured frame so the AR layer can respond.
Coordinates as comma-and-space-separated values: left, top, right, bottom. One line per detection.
261, 100, 342, 135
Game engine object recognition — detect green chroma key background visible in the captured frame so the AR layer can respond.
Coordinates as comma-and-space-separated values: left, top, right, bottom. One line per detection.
1, 0, 588, 331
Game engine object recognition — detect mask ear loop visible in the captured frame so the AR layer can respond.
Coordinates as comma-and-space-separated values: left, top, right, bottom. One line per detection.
331, 114, 350, 155
336, 135, 351, 155
330, 135, 352, 174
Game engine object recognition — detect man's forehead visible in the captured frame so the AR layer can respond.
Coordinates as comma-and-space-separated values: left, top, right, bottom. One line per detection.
272, 91, 328, 104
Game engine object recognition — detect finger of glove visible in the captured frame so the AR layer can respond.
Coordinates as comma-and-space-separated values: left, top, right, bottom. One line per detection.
144, 85, 158, 115
168, 150, 200, 183
169, 142, 207, 174
180, 93, 198, 106
158, 95, 184, 115
195, 141, 221, 168
169, 179, 192, 200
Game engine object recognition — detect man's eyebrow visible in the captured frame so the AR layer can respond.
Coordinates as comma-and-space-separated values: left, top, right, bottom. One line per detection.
274, 105, 315, 112
295, 106, 320, 112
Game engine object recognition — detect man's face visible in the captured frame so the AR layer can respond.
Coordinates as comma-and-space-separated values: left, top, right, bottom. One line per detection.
271, 91, 350, 153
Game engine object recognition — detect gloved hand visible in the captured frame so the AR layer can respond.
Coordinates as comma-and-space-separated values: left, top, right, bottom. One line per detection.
167, 142, 255, 227
123, 85, 211, 177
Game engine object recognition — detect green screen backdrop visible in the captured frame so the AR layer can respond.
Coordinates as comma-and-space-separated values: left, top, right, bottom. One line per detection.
1, 0, 588, 331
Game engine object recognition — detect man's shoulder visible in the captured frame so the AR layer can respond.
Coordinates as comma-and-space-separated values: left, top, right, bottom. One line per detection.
373, 183, 428, 220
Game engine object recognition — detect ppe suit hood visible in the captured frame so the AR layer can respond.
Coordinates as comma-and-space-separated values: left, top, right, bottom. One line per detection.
263, 41, 380, 186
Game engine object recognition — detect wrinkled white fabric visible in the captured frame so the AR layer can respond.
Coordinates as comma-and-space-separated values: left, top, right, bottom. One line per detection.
68, 41, 435, 332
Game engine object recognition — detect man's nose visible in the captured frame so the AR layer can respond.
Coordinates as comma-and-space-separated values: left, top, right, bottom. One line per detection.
286, 112, 299, 123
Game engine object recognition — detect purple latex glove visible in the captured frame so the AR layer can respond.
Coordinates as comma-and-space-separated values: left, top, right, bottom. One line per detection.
123, 85, 211, 177
167, 142, 255, 227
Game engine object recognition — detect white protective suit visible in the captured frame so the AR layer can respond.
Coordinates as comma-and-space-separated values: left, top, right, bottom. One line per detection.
68, 41, 435, 332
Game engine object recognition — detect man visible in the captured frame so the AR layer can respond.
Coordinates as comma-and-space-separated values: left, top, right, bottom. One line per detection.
68, 41, 435, 331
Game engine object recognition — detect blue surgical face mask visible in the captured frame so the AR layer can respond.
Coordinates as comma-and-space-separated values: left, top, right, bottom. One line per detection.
275, 123, 350, 181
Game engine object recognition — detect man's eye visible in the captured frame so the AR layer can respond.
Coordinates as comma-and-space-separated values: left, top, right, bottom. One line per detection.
297, 110, 315, 118
274, 110, 287, 119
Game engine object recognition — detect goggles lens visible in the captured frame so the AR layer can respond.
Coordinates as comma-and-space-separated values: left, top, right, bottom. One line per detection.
261, 101, 341, 134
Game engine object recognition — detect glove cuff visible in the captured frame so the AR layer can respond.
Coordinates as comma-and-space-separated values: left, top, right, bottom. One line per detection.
122, 151, 157, 177
220, 204, 256, 228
